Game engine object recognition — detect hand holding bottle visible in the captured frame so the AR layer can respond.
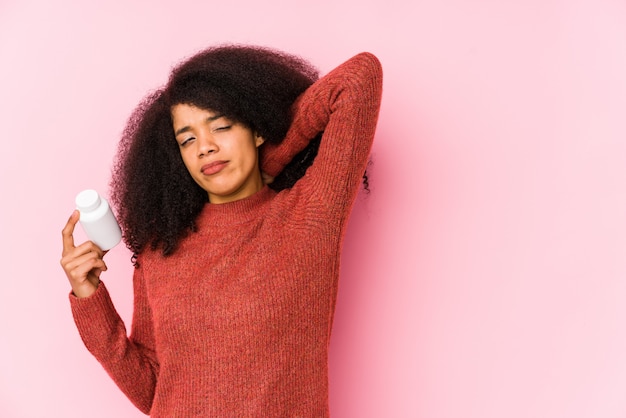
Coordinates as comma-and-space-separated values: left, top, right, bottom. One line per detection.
60, 210, 107, 298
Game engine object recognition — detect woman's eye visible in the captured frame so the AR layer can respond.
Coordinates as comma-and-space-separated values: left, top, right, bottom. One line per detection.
214, 125, 231, 132
180, 137, 195, 146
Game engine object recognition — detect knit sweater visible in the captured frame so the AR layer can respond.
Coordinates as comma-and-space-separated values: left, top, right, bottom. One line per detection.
70, 52, 382, 417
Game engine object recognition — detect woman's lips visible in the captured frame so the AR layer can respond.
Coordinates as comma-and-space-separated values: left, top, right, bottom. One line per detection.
201, 161, 228, 175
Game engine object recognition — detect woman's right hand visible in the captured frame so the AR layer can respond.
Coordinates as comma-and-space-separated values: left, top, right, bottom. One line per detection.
60, 210, 107, 298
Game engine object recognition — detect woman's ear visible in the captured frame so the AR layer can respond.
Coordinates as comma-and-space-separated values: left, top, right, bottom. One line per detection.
255, 133, 265, 147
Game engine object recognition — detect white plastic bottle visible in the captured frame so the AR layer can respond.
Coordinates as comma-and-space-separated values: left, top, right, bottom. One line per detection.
75, 189, 122, 251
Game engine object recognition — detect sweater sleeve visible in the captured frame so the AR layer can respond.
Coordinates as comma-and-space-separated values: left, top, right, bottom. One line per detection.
70, 265, 158, 414
261, 52, 383, 210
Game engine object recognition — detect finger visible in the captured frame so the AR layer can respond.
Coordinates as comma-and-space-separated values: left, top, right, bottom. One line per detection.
63, 253, 108, 283
67, 262, 106, 288
72, 257, 108, 278
74, 240, 105, 258
60, 240, 104, 272
61, 210, 80, 252
91, 260, 109, 279
61, 241, 105, 270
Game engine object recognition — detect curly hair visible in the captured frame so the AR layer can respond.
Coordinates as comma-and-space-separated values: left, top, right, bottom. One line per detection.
110, 44, 367, 263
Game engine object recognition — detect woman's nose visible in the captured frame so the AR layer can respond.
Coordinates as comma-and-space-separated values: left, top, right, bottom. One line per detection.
197, 133, 218, 157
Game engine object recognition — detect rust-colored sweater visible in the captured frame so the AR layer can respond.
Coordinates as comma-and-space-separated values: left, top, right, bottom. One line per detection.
70, 52, 382, 417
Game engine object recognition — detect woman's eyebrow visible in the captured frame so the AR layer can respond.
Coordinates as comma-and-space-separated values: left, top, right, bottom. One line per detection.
174, 126, 192, 137
174, 114, 224, 137
206, 113, 224, 123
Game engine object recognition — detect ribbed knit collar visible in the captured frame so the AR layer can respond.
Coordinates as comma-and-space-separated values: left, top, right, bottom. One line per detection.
196, 185, 276, 227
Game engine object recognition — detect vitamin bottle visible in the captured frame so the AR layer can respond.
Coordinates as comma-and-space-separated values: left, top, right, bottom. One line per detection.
75, 189, 122, 251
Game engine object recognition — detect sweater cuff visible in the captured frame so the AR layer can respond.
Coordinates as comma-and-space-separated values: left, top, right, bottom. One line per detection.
69, 281, 125, 358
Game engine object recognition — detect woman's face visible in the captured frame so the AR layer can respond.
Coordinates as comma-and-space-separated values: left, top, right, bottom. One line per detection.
171, 104, 265, 204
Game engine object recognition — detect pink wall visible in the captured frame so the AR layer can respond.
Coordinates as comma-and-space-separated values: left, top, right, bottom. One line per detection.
1, 0, 625, 416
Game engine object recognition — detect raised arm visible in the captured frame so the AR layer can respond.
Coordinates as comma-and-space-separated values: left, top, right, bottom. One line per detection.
262, 52, 383, 207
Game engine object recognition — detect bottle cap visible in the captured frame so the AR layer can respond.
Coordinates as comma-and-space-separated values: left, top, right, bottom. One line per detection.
75, 189, 101, 212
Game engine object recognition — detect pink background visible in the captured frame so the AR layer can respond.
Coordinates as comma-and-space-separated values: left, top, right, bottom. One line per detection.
1, 0, 625, 417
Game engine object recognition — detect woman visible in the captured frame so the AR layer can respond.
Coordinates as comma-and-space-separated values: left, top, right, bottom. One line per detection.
61, 44, 382, 417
